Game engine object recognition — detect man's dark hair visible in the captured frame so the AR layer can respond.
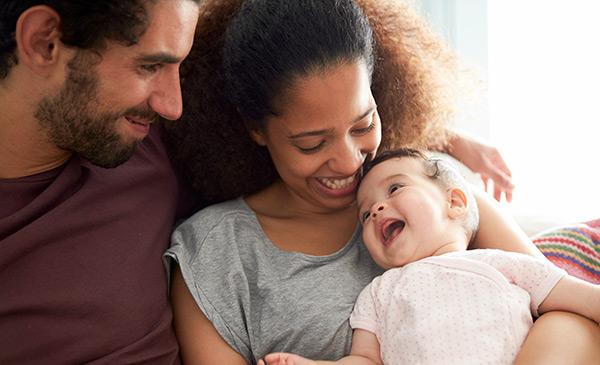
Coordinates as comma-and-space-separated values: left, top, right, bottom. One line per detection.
0, 0, 199, 79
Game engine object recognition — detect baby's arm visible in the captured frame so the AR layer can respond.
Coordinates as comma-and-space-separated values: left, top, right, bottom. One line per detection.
258, 329, 383, 365
482, 249, 599, 323
538, 275, 600, 324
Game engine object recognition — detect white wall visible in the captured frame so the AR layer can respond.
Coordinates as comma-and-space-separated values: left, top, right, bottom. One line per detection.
413, 0, 490, 139
412, 0, 599, 224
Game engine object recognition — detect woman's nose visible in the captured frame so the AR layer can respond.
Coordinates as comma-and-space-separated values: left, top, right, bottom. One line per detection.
328, 138, 365, 175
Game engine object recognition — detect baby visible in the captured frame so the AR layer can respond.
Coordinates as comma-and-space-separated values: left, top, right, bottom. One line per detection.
260, 148, 600, 365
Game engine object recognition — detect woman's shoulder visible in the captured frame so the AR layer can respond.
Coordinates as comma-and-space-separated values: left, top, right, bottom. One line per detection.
178, 197, 253, 228
170, 197, 260, 256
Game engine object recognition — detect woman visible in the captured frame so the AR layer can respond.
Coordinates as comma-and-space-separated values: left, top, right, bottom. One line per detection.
165, 0, 600, 364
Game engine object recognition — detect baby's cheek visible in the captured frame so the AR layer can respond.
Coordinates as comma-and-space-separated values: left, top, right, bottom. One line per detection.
362, 222, 375, 239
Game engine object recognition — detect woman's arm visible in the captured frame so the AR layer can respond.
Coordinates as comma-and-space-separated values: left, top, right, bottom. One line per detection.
471, 189, 543, 257
171, 266, 248, 365
538, 275, 600, 324
473, 193, 600, 363
515, 311, 600, 365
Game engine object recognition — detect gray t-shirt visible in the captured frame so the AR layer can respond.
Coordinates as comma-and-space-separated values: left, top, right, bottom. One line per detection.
165, 198, 383, 364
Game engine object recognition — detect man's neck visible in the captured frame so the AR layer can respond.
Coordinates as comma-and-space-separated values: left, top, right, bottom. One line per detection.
0, 146, 71, 179
0, 94, 71, 179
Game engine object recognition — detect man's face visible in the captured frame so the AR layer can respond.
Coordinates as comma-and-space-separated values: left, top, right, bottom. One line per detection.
35, 0, 199, 167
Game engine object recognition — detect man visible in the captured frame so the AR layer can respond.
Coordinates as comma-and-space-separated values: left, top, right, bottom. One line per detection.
0, 0, 200, 363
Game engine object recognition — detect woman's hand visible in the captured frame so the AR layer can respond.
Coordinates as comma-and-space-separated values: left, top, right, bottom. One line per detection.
446, 131, 514, 202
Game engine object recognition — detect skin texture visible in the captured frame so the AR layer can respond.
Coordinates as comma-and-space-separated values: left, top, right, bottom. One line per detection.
0, 0, 199, 177
249, 61, 381, 216
514, 311, 600, 365
259, 156, 600, 365
171, 60, 562, 365
357, 157, 469, 269
165, 0, 458, 205
166, 1, 599, 363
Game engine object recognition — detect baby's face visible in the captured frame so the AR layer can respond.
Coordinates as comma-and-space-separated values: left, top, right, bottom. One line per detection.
357, 157, 455, 269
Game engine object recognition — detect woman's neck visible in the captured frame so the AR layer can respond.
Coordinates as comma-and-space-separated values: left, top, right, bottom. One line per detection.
245, 180, 360, 256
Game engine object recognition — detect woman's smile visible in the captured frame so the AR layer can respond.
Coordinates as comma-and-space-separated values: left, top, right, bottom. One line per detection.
313, 173, 360, 197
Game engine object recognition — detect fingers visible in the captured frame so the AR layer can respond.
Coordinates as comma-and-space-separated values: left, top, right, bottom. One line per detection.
493, 185, 502, 203
261, 353, 299, 365
486, 164, 514, 191
505, 189, 513, 203
490, 150, 512, 178
481, 174, 514, 203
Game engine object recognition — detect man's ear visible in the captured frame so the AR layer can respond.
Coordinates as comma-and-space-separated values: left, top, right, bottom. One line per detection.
15, 6, 62, 76
447, 187, 468, 219
249, 129, 267, 146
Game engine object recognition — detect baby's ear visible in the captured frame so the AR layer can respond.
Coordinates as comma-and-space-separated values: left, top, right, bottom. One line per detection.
447, 187, 468, 219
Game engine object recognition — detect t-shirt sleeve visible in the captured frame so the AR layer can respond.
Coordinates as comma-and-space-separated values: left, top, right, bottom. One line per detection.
482, 250, 567, 316
349, 281, 378, 335
164, 206, 254, 363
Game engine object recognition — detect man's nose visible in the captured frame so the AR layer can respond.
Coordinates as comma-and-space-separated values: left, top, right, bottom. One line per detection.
149, 69, 183, 121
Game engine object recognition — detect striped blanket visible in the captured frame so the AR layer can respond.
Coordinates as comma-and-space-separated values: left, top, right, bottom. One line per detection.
533, 219, 600, 284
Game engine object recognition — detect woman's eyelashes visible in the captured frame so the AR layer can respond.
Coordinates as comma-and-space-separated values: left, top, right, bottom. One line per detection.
295, 121, 375, 154
351, 121, 375, 136
297, 141, 326, 154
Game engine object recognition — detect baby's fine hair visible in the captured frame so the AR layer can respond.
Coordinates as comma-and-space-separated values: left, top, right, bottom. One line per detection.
362, 148, 480, 242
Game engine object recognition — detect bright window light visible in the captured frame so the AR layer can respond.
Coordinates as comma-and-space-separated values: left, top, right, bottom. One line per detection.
488, 1, 600, 222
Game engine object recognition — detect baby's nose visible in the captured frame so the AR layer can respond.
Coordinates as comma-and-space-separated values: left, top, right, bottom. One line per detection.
371, 204, 385, 218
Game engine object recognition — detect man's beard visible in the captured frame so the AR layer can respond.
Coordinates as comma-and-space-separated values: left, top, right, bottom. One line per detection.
34, 52, 155, 168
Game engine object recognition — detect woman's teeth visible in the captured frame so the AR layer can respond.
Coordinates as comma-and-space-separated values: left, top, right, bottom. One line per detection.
318, 175, 356, 190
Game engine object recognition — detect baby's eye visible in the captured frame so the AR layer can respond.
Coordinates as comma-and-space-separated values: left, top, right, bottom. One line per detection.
360, 211, 371, 223
388, 183, 403, 194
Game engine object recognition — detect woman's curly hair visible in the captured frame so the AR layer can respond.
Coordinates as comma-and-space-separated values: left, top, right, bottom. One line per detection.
165, 0, 458, 206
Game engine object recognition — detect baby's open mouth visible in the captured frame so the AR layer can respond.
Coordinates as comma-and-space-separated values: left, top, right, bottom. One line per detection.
381, 220, 405, 245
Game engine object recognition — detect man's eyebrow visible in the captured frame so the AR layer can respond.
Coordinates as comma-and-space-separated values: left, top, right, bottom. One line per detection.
135, 53, 181, 64
288, 106, 377, 140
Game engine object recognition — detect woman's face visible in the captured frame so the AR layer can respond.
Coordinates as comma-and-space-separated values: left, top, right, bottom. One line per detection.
252, 60, 381, 212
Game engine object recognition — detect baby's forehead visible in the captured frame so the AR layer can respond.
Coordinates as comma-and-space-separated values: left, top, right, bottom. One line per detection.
357, 161, 397, 195
364, 157, 423, 181
358, 157, 425, 198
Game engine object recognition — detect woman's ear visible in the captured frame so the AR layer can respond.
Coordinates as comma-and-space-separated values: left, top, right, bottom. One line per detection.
15, 6, 62, 76
447, 187, 468, 219
249, 129, 267, 146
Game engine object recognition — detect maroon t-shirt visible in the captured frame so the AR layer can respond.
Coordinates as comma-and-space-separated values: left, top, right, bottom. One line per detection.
0, 127, 191, 364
